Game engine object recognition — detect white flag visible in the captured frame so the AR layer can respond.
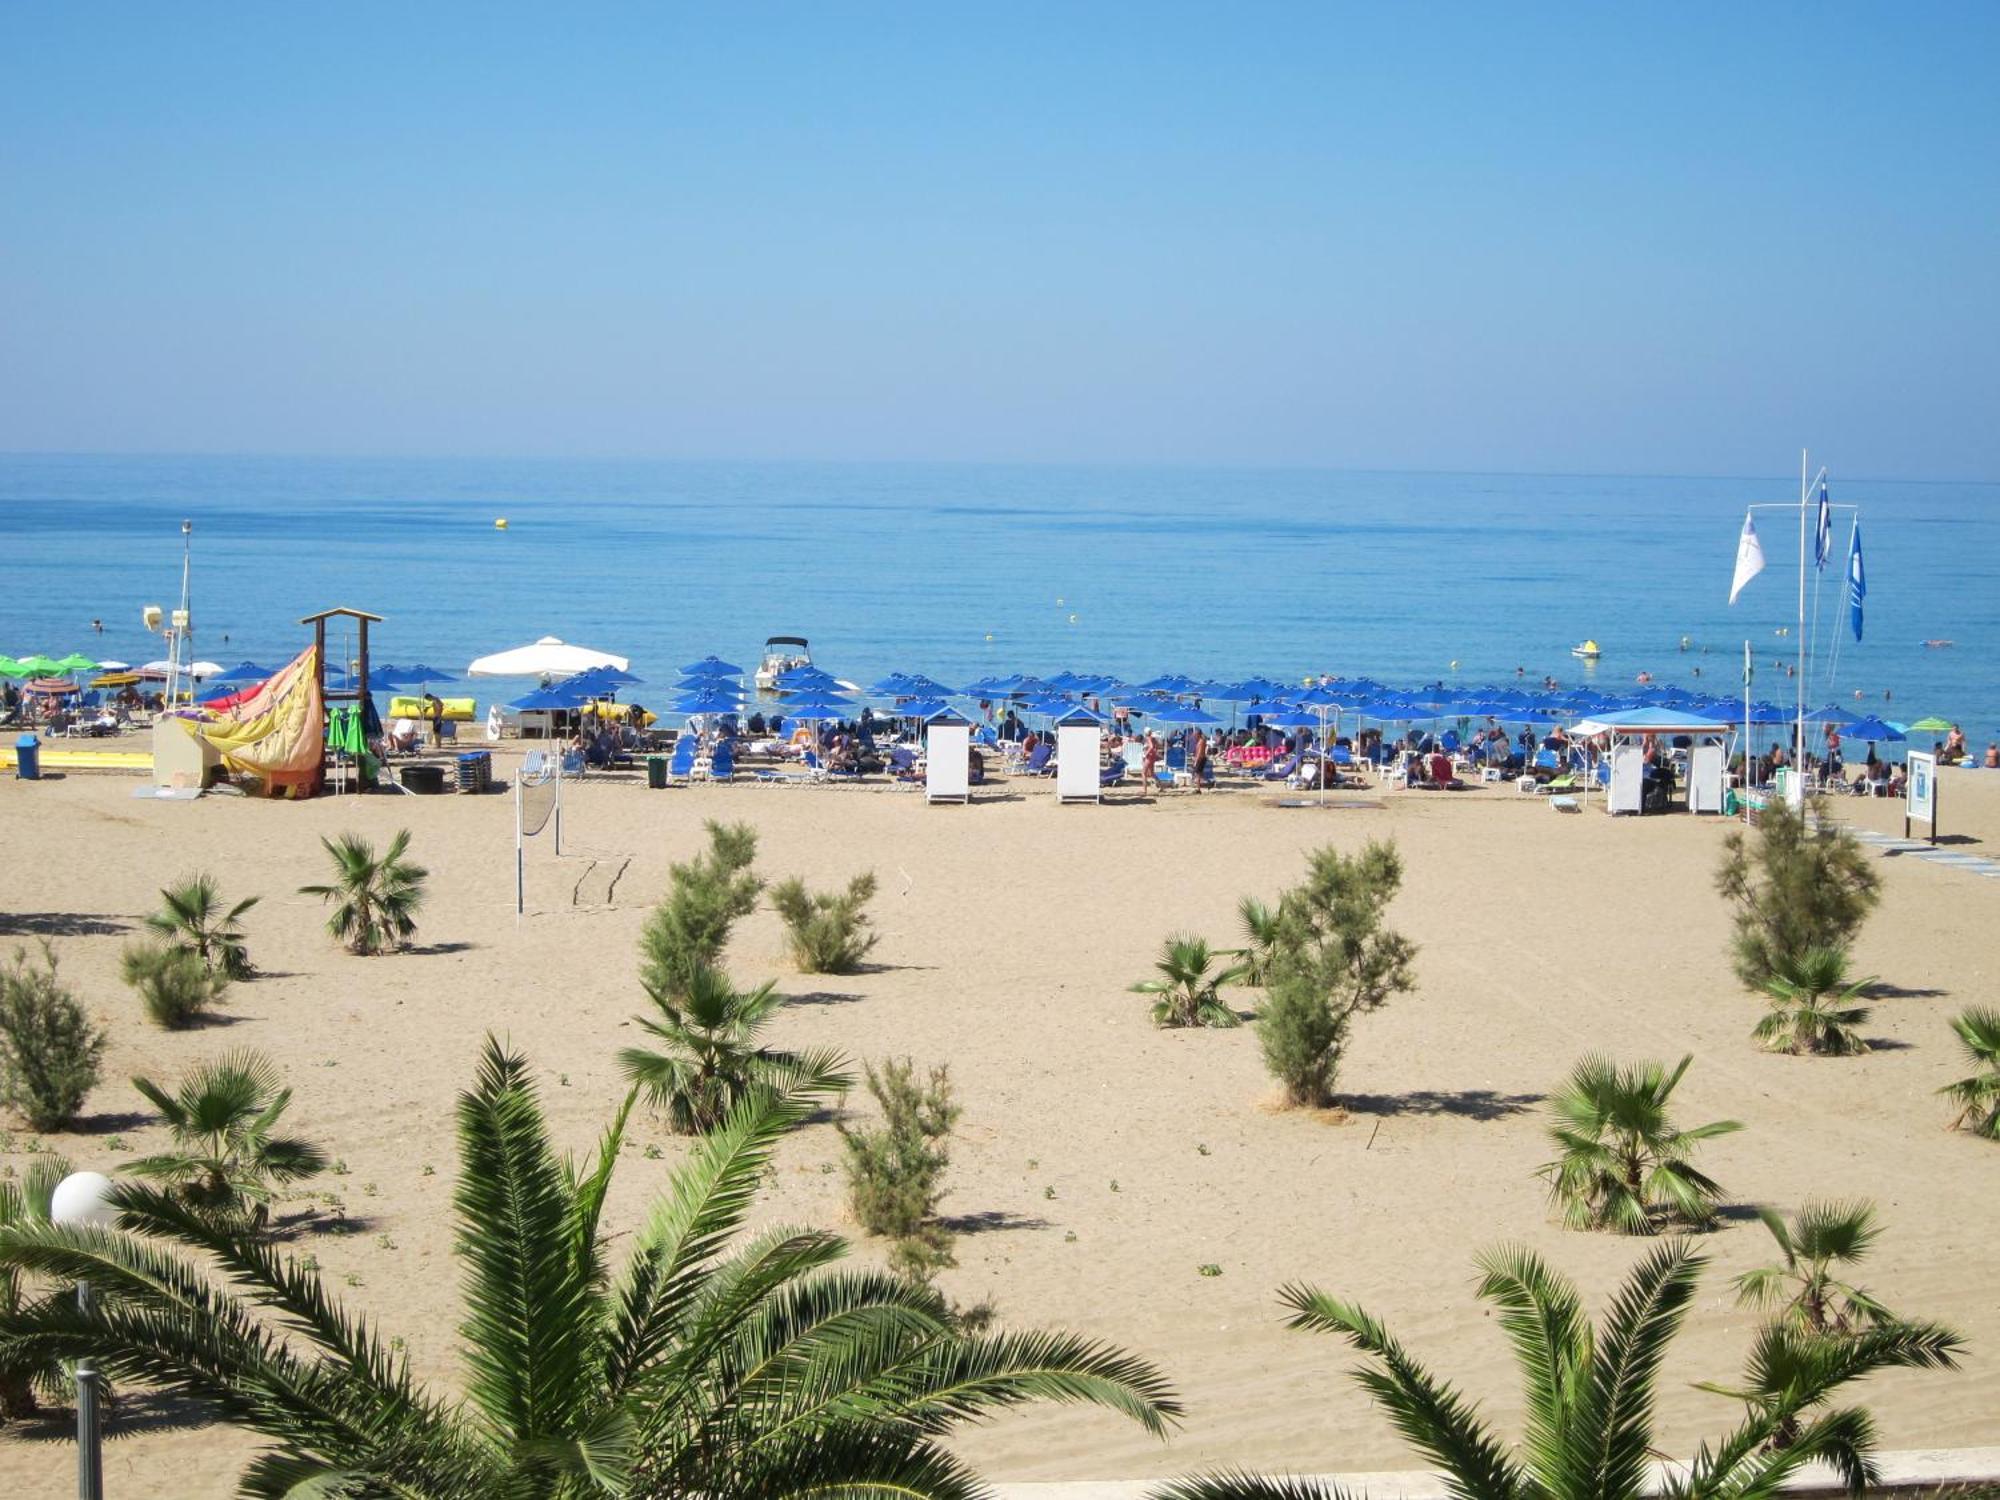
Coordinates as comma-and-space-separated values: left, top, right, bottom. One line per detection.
1729, 513, 1765, 604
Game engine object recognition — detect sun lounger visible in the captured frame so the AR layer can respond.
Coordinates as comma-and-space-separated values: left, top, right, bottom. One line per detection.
667, 737, 698, 783
1020, 742, 1053, 776
708, 743, 735, 783
1261, 753, 1300, 780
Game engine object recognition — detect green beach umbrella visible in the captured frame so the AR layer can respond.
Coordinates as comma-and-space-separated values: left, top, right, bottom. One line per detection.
17, 654, 62, 675
1905, 716, 1953, 733
55, 653, 100, 674
0, 656, 25, 679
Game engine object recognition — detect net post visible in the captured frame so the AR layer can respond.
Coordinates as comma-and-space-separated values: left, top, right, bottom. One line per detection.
515, 776, 524, 917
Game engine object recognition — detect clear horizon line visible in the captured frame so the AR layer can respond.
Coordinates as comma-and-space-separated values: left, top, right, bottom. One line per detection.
1, 446, 1995, 489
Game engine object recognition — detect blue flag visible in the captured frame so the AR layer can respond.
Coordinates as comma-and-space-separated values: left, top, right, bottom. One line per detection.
1846, 521, 1866, 641
1814, 479, 1831, 569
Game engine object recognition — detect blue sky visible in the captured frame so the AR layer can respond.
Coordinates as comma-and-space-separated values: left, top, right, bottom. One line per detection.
2, 3, 1995, 477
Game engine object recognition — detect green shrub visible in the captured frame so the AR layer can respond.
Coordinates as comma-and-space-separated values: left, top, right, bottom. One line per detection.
0, 944, 105, 1131
1939, 1006, 2000, 1140
1539, 1054, 1741, 1233
840, 1057, 959, 1279
1256, 840, 1417, 1107
1715, 798, 1879, 989
1131, 935, 1244, 1029
144, 872, 259, 979
122, 942, 227, 1029
1754, 947, 1872, 1055
639, 821, 762, 1000
771, 871, 879, 974
1, 1154, 78, 1421
300, 829, 427, 955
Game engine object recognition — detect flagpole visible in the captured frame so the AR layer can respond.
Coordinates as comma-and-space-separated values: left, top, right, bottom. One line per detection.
1828, 513, 1856, 689
1793, 450, 1808, 806
1743, 639, 1753, 824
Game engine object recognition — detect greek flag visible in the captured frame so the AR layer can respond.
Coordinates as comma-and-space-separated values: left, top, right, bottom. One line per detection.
1814, 479, 1831, 569
1846, 521, 1866, 642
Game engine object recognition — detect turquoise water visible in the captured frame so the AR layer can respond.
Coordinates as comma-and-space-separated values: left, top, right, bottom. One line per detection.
2, 455, 1995, 746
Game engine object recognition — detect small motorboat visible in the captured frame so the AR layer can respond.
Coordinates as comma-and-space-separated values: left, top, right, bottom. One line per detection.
1570, 639, 1602, 660
755, 636, 813, 691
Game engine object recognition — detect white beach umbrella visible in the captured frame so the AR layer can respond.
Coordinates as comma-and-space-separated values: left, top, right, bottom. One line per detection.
466, 635, 630, 680
187, 661, 224, 679
96, 660, 131, 671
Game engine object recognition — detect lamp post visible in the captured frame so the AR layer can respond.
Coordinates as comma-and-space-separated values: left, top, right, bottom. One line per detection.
50, 1170, 117, 1500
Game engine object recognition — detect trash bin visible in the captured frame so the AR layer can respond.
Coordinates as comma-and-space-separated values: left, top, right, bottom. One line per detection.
399, 763, 447, 795
14, 733, 40, 780
647, 755, 669, 789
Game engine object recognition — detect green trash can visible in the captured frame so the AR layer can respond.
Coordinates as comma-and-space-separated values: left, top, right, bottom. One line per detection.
646, 754, 669, 789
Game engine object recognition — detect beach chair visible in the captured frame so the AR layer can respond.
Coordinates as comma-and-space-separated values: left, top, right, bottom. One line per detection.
666, 736, 698, 783
1021, 742, 1054, 776
560, 748, 586, 778
1100, 761, 1127, 789
1261, 752, 1300, 781
708, 742, 736, 783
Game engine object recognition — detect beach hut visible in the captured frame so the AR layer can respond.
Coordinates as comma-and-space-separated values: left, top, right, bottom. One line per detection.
1054, 704, 1107, 804
924, 706, 972, 805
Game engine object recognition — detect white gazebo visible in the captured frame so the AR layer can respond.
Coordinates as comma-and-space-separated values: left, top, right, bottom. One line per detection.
1570, 707, 1732, 816
924, 706, 972, 804
1054, 704, 1107, 804
466, 636, 629, 681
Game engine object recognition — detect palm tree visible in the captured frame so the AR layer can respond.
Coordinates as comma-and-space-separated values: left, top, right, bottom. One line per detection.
1540, 1054, 1742, 1233
1227, 897, 1281, 986
1753, 948, 1872, 1056
1148, 1240, 1961, 1500
124, 1050, 328, 1229
1938, 1006, 2000, 1140
0, 1039, 1181, 1497
617, 961, 852, 1133
1131, 935, 1246, 1028
299, 828, 427, 954
144, 871, 260, 979
1733, 1201, 1892, 1335
0, 1154, 68, 1421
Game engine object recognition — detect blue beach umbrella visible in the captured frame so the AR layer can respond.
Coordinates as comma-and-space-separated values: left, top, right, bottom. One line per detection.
889, 697, 953, 719
1840, 716, 1905, 743
672, 690, 745, 714
510, 684, 591, 711
680, 656, 742, 677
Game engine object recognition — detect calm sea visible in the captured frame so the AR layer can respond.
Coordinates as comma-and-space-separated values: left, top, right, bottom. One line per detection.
2, 455, 1995, 748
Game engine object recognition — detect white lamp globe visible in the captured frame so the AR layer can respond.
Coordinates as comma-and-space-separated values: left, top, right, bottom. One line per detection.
50, 1171, 118, 1230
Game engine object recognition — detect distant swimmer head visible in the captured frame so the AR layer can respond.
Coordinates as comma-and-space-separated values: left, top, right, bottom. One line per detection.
1068, 613, 1078, 624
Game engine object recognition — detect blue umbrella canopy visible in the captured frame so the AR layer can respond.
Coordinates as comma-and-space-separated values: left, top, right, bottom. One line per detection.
510, 685, 591, 711
207, 660, 277, 685
385, 662, 455, 682
1840, 716, 1905, 742
680, 656, 743, 677
1133, 673, 1198, 693
673, 691, 745, 714
780, 702, 847, 722
576, 665, 643, 686
1258, 707, 1322, 729
889, 697, 953, 719
1147, 703, 1222, 726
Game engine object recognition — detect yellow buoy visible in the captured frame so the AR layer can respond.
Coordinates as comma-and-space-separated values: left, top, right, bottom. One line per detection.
984, 633, 994, 642
1449, 659, 1459, 670
494, 518, 509, 530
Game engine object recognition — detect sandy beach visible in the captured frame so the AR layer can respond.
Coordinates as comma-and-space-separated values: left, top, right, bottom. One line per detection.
1, 762, 1996, 1493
